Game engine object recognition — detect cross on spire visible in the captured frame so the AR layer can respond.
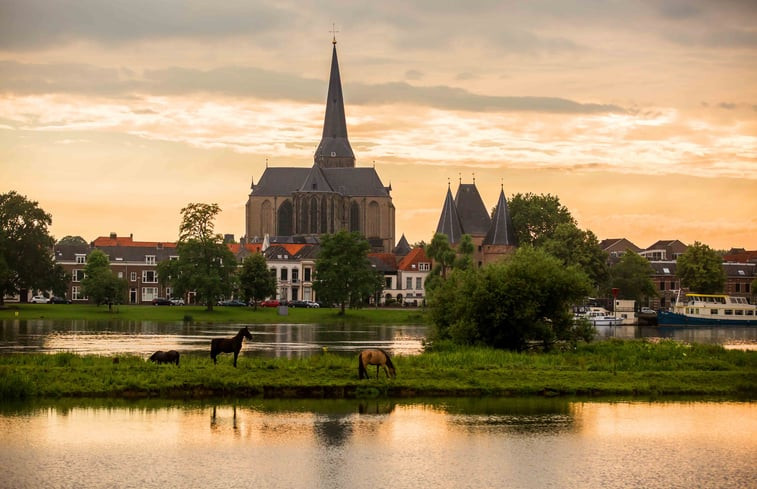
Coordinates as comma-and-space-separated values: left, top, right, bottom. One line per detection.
330, 23, 339, 45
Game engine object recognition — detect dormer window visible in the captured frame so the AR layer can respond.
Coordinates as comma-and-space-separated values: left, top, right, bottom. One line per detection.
145, 255, 156, 265
75, 254, 86, 264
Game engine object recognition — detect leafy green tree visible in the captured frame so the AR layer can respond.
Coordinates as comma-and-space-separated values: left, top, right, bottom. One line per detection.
429, 246, 593, 351
508, 193, 575, 247
81, 249, 127, 311
453, 234, 475, 270
239, 253, 276, 309
0, 191, 58, 304
608, 250, 658, 304
162, 203, 237, 311
314, 230, 376, 315
57, 235, 88, 246
676, 241, 726, 294
541, 223, 609, 288
425, 233, 457, 280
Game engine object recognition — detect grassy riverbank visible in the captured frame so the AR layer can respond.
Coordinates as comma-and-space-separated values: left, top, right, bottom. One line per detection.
1, 340, 754, 401
0, 303, 426, 324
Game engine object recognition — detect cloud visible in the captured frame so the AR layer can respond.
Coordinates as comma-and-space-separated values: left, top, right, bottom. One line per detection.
0, 60, 626, 114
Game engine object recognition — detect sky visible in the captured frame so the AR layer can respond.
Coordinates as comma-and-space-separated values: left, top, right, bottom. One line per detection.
1, 0, 756, 251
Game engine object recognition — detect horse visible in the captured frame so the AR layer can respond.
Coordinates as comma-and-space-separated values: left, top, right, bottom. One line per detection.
149, 350, 180, 366
211, 327, 253, 367
358, 348, 396, 380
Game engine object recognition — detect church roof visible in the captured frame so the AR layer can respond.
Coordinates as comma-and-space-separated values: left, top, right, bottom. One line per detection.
251, 168, 311, 196
299, 164, 334, 192
251, 166, 390, 198
454, 183, 491, 236
314, 43, 355, 168
435, 186, 464, 244
482, 188, 517, 246
322, 167, 390, 196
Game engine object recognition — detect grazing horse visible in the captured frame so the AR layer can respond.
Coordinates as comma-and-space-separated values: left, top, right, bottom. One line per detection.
211, 327, 253, 367
358, 348, 396, 380
149, 350, 180, 366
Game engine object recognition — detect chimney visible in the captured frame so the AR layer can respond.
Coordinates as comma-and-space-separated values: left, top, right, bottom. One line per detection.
109, 232, 117, 239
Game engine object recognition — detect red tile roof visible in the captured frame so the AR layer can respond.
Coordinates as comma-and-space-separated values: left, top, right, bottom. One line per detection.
397, 247, 430, 271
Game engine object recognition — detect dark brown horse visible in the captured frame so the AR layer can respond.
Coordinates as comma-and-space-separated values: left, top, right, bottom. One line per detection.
358, 348, 396, 379
149, 350, 180, 366
211, 327, 253, 367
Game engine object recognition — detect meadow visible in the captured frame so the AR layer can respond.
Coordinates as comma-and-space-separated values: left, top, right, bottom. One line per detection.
1, 340, 754, 401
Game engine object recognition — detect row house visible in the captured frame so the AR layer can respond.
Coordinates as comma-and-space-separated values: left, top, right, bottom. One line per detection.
263, 242, 319, 302
54, 233, 178, 304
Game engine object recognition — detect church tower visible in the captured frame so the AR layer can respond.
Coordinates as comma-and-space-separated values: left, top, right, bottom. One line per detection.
314, 39, 355, 169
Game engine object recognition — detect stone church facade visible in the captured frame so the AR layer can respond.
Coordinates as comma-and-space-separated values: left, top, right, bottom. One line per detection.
245, 42, 395, 252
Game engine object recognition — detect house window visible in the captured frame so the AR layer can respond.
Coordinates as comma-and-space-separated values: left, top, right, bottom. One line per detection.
735, 283, 741, 292
130, 272, 137, 282
419, 263, 430, 272
659, 281, 666, 291
165, 287, 172, 298
406, 277, 412, 290
145, 255, 156, 264
142, 287, 159, 301
170, 255, 179, 261
118, 272, 123, 279
416, 277, 423, 290
292, 268, 299, 283
385, 277, 392, 289
72, 269, 85, 282
304, 268, 311, 282
142, 270, 157, 283
75, 254, 86, 264
71, 286, 85, 300
280, 268, 288, 281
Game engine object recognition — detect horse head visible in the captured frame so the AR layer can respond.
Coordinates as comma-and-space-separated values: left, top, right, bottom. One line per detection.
241, 327, 253, 340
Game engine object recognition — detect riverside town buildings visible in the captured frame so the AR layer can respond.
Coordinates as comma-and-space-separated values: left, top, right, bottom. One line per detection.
38, 43, 756, 308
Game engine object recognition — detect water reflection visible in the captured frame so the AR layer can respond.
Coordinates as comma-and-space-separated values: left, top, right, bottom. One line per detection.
0, 399, 754, 489
0, 319, 426, 358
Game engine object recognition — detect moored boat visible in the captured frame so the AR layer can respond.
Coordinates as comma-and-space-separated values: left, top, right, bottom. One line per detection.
574, 306, 624, 326
658, 291, 757, 326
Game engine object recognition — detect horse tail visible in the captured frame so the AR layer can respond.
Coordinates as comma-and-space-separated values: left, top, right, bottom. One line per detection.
358, 351, 366, 379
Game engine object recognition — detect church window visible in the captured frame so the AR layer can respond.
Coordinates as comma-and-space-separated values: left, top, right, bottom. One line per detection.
350, 202, 360, 232
310, 196, 318, 234
300, 199, 309, 234
320, 198, 328, 233
261, 200, 273, 235
277, 200, 293, 236
367, 201, 380, 237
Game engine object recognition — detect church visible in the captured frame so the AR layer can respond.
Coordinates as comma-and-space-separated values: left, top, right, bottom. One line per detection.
244, 41, 395, 252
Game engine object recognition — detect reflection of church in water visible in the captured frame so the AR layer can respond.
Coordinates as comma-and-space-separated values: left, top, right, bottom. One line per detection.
245, 40, 395, 253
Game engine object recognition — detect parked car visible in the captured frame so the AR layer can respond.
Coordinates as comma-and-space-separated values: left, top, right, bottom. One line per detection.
289, 300, 310, 308
306, 301, 320, 308
30, 295, 49, 304
260, 299, 280, 307
219, 299, 248, 307
152, 297, 172, 306
170, 298, 185, 306
49, 296, 71, 304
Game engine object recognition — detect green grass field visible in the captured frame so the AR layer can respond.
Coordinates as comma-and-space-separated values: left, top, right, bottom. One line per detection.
0, 303, 428, 324
1, 340, 754, 401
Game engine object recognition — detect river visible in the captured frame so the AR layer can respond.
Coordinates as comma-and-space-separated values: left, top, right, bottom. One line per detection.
0, 398, 754, 489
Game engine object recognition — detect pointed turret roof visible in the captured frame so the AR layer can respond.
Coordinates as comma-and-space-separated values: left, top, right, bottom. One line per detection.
483, 187, 517, 246
393, 234, 411, 256
454, 183, 491, 236
435, 185, 464, 244
314, 42, 355, 168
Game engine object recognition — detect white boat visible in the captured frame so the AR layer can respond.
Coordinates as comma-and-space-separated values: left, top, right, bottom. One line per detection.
574, 306, 623, 326
658, 291, 757, 326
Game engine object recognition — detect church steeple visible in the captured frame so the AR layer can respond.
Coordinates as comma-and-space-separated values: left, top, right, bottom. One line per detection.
314, 40, 356, 168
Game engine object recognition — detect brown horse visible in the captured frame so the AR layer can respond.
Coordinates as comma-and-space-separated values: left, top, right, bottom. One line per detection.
149, 350, 180, 366
358, 349, 396, 379
211, 327, 253, 367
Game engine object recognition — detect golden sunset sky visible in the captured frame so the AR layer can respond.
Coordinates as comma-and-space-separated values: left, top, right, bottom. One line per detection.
1, 1, 755, 250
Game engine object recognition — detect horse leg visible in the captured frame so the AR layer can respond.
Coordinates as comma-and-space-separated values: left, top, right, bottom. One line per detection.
375, 365, 380, 380
233, 350, 238, 368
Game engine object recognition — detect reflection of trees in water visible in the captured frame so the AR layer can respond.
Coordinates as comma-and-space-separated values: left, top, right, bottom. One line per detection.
313, 414, 353, 447
440, 397, 578, 435
358, 400, 396, 415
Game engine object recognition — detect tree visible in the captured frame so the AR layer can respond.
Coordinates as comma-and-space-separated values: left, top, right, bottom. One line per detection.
428, 246, 593, 351
425, 233, 456, 279
676, 242, 726, 294
239, 253, 276, 310
453, 234, 475, 270
0, 191, 57, 304
541, 223, 609, 289
161, 203, 237, 311
508, 193, 575, 247
81, 249, 127, 311
57, 235, 88, 246
608, 250, 658, 304
314, 231, 377, 315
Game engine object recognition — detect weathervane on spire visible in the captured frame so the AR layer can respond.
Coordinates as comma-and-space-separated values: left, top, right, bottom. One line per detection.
330, 23, 339, 45
472, 172, 476, 184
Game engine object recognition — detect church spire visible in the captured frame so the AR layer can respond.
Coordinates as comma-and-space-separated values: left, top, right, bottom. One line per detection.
314, 39, 355, 168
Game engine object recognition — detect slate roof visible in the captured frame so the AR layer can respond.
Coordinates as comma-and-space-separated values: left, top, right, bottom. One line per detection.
251, 168, 311, 196
393, 234, 411, 256
322, 167, 390, 196
314, 43, 355, 167
482, 188, 517, 246
251, 166, 390, 198
299, 164, 334, 192
454, 183, 491, 236
435, 186, 464, 244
